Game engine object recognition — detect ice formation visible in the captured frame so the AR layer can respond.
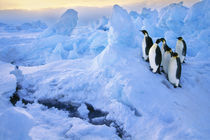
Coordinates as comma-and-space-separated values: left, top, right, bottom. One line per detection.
0, 1, 210, 139
41, 9, 78, 37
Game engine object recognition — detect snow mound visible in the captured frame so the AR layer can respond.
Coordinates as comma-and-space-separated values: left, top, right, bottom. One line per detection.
158, 2, 188, 34
0, 107, 34, 139
42, 9, 78, 37
0, 61, 16, 96
46, 43, 67, 63
184, 0, 210, 33
109, 5, 137, 48
140, 8, 162, 37
95, 5, 138, 68
93, 16, 109, 31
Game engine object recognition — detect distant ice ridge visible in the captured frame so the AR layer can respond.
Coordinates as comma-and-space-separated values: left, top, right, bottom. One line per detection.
0, 20, 47, 33
41, 9, 78, 37
16, 9, 108, 65
92, 16, 109, 31
158, 2, 188, 34
183, 0, 210, 59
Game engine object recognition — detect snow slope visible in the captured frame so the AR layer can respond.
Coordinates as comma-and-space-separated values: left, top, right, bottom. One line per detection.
0, 0, 210, 139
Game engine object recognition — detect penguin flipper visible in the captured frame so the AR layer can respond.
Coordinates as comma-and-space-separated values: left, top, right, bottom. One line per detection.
182, 40, 187, 56
155, 46, 162, 66
176, 57, 182, 79
145, 36, 153, 55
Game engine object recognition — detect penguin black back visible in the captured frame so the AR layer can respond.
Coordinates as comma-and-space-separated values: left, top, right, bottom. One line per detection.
176, 57, 181, 80
160, 38, 169, 52
155, 46, 162, 66
182, 40, 187, 56
155, 39, 162, 70
146, 36, 153, 56
172, 52, 181, 80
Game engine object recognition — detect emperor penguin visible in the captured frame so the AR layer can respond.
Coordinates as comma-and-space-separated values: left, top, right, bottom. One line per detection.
168, 52, 182, 88
149, 39, 162, 73
175, 37, 187, 63
140, 30, 153, 62
160, 38, 169, 66
162, 46, 172, 75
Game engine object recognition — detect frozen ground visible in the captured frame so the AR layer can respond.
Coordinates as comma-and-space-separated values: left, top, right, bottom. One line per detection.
0, 0, 210, 139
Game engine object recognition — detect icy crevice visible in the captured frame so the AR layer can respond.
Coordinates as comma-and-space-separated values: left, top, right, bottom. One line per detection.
9, 87, 131, 140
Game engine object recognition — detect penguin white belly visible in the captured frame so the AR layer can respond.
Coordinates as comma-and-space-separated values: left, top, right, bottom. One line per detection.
168, 58, 179, 86
149, 45, 158, 73
175, 42, 184, 63
142, 37, 147, 60
163, 52, 171, 74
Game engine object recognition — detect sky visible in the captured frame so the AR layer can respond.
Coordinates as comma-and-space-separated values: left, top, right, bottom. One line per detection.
0, 0, 199, 25
0, 0, 199, 10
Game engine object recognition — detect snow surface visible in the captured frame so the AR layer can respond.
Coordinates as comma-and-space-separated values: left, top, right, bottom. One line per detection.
0, 0, 210, 139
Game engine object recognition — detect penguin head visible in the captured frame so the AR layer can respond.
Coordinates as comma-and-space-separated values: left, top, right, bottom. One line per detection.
177, 37, 183, 40
166, 47, 172, 54
171, 52, 179, 58
155, 39, 161, 44
140, 30, 148, 36
160, 38, 166, 43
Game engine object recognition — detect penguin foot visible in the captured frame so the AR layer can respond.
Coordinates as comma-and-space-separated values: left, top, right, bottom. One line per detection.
183, 61, 186, 63
149, 68, 153, 72
178, 84, 182, 88
157, 67, 161, 74
157, 70, 161, 74
173, 85, 177, 88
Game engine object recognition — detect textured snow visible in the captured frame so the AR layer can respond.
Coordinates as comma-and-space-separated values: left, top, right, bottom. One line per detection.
0, 107, 34, 139
0, 1, 210, 139
0, 61, 16, 96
